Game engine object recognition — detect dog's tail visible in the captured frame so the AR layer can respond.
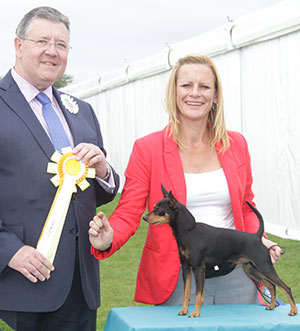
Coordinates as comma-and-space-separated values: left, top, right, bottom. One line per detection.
245, 201, 264, 238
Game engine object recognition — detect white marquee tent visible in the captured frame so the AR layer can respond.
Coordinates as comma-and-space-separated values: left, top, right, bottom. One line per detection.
63, 0, 300, 240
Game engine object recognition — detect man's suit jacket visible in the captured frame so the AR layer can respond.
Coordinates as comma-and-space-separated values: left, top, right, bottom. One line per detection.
92, 127, 258, 305
0, 71, 119, 312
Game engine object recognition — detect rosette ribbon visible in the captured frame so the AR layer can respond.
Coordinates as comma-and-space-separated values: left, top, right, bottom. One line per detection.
36, 147, 95, 264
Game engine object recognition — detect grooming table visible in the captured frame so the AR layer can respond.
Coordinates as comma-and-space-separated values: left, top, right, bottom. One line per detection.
104, 304, 300, 330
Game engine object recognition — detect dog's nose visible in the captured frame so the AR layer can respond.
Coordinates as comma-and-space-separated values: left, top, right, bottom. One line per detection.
143, 215, 148, 221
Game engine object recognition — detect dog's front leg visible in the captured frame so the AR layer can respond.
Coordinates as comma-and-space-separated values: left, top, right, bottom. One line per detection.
178, 263, 192, 316
189, 264, 205, 318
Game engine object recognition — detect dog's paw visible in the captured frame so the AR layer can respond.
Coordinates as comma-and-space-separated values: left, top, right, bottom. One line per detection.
289, 308, 298, 316
178, 308, 188, 316
265, 304, 276, 311
188, 310, 200, 318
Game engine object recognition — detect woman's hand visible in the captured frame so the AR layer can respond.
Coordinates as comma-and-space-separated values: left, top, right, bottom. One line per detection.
89, 212, 113, 251
262, 237, 282, 264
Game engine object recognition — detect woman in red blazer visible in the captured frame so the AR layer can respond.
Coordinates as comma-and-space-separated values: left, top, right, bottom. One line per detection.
89, 55, 281, 305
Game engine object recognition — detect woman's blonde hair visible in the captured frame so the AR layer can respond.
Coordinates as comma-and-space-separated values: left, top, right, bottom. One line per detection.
165, 54, 229, 152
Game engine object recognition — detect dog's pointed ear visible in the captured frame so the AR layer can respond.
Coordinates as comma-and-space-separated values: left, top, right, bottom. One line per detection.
161, 185, 179, 212
168, 191, 179, 212
161, 185, 169, 198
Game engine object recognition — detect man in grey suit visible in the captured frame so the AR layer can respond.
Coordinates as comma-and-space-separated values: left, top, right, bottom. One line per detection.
0, 6, 119, 331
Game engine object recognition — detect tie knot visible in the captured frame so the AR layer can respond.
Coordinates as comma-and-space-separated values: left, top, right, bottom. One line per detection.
36, 92, 51, 106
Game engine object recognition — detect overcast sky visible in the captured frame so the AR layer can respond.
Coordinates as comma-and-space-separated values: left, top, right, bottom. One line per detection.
0, 0, 283, 83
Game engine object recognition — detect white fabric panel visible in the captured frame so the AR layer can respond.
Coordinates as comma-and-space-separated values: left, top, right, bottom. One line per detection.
88, 73, 169, 189
63, 1, 300, 240
127, 48, 171, 80
213, 51, 243, 132
81, 31, 300, 240
231, 0, 300, 47
169, 25, 229, 66
239, 31, 300, 240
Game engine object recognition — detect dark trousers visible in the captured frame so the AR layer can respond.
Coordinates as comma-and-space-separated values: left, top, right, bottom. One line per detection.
0, 243, 97, 331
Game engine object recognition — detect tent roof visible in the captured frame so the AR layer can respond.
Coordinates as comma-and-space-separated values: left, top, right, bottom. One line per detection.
63, 0, 300, 98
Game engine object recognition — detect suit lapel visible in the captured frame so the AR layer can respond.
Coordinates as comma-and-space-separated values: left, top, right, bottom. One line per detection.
0, 73, 54, 159
53, 89, 83, 147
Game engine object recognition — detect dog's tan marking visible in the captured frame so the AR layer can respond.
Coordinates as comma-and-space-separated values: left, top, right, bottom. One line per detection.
233, 257, 251, 264
146, 213, 170, 225
243, 264, 277, 309
243, 263, 298, 316
146, 189, 298, 318
179, 247, 190, 260
178, 268, 192, 316
188, 266, 205, 318
189, 291, 203, 318
264, 280, 277, 310
278, 286, 298, 316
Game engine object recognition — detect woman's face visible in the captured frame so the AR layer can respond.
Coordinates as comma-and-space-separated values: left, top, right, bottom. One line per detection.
176, 63, 217, 123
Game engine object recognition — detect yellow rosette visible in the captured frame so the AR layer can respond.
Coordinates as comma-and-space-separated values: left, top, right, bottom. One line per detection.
36, 147, 95, 265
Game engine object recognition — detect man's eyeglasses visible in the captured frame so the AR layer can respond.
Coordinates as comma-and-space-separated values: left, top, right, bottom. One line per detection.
22, 38, 71, 52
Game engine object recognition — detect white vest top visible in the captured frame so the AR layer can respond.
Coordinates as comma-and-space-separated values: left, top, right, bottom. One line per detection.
184, 168, 235, 229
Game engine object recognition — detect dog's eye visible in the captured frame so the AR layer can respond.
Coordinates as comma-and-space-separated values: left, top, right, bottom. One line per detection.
158, 210, 165, 217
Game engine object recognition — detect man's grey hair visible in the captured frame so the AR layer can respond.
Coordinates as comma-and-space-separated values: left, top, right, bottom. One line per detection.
16, 6, 70, 39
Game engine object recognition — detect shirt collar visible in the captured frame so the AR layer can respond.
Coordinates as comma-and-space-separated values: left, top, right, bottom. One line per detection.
11, 68, 54, 103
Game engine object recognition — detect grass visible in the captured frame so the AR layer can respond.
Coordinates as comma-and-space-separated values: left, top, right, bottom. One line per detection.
1, 194, 298, 331
265, 233, 300, 303
96, 194, 148, 331
0, 319, 14, 331
96, 194, 300, 330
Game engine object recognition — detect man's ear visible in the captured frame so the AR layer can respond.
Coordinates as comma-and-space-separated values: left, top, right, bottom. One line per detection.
14, 37, 23, 59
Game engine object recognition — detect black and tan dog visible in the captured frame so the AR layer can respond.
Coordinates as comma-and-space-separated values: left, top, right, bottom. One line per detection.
143, 186, 298, 318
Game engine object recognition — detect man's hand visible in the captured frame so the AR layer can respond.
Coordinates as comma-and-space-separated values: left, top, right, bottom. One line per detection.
89, 212, 113, 251
73, 143, 108, 179
8, 245, 55, 283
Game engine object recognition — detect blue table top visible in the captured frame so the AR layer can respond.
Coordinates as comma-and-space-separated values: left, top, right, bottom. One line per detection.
104, 304, 300, 331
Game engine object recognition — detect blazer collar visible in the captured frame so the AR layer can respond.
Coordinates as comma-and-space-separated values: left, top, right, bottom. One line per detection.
162, 129, 240, 218
217, 140, 241, 228
162, 126, 187, 205
0, 71, 82, 158
54, 89, 83, 147
0, 71, 54, 159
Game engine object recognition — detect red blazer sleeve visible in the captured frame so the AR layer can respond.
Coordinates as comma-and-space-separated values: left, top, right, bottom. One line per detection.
92, 139, 151, 259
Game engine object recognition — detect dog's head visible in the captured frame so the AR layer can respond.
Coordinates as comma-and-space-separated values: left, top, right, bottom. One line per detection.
143, 185, 180, 225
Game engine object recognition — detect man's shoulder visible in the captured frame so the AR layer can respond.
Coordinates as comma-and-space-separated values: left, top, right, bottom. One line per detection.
0, 70, 14, 92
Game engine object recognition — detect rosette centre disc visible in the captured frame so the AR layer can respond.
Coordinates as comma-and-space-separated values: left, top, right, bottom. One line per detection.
65, 159, 81, 176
